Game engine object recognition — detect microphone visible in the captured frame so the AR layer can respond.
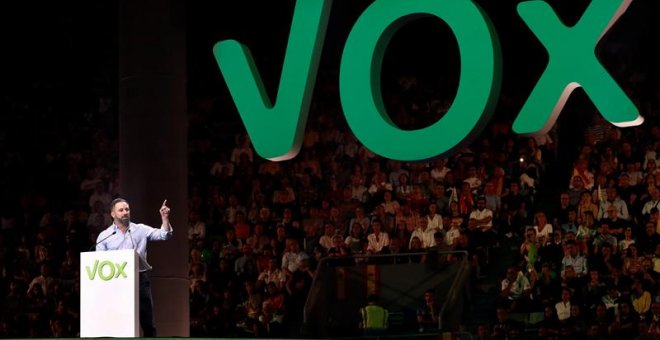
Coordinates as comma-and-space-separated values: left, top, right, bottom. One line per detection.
128, 228, 136, 249
90, 231, 117, 251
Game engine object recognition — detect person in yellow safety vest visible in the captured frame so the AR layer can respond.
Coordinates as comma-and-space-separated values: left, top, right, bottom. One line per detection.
360, 294, 389, 336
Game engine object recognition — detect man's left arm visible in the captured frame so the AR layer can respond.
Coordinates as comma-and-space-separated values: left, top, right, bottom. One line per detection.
160, 199, 172, 231
149, 199, 173, 241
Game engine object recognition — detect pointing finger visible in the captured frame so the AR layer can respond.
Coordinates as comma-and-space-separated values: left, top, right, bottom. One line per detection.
162, 199, 168, 207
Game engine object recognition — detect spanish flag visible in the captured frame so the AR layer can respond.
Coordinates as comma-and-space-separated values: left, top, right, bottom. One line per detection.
335, 267, 347, 300
365, 264, 380, 296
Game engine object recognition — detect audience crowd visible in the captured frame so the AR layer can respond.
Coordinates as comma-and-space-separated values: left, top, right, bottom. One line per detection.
1, 76, 659, 338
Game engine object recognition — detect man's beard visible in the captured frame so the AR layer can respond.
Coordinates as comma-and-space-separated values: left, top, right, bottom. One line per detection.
120, 216, 130, 225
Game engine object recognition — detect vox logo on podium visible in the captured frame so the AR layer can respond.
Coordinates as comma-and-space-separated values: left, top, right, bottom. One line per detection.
214, 0, 643, 161
86, 260, 128, 281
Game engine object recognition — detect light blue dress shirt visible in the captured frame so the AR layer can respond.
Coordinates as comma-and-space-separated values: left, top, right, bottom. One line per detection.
96, 222, 173, 272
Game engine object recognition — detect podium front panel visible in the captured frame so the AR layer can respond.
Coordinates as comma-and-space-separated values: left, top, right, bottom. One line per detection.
80, 249, 139, 337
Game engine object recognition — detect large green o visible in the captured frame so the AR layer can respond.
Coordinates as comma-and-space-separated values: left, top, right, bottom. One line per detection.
340, 0, 501, 161
99, 260, 116, 281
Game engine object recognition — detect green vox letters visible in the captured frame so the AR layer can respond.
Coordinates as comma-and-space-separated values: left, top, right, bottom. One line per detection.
214, 0, 643, 161
86, 260, 128, 281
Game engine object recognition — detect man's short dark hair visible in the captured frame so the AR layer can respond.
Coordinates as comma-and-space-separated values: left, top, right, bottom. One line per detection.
110, 198, 128, 212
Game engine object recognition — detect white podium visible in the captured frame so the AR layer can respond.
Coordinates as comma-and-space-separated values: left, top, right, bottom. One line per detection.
80, 249, 140, 338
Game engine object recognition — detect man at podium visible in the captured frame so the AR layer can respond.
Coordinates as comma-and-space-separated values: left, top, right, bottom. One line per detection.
95, 198, 173, 337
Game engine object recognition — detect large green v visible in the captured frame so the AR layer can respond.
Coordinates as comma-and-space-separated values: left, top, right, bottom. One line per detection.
213, 0, 332, 161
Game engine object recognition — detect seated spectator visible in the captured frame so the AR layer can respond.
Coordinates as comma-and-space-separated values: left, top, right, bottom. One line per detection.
234, 210, 252, 243
499, 266, 532, 312
27, 263, 56, 298
619, 226, 636, 253
408, 185, 430, 212
222, 229, 243, 255
534, 263, 561, 306
520, 228, 539, 270
483, 181, 501, 216
386, 237, 408, 264
257, 299, 285, 337
425, 203, 443, 231
281, 239, 309, 277
641, 189, 660, 217
431, 183, 450, 215
555, 288, 572, 322
631, 278, 651, 316
408, 237, 426, 264
344, 225, 365, 254
272, 225, 288, 259
318, 223, 336, 251
409, 218, 436, 249
576, 211, 597, 241
491, 308, 518, 338
366, 220, 389, 254
396, 205, 419, 236
247, 223, 270, 253
614, 301, 638, 338
188, 209, 206, 241
560, 265, 584, 304
591, 242, 620, 277
348, 207, 371, 236
565, 304, 586, 337
416, 289, 440, 333
380, 191, 400, 216
637, 222, 660, 256
539, 231, 564, 269
538, 304, 560, 335
561, 209, 579, 235
237, 280, 262, 330
593, 224, 618, 255
370, 205, 394, 233
87, 200, 112, 235
598, 187, 630, 222
468, 196, 495, 251
562, 241, 588, 278
591, 303, 613, 337
444, 219, 461, 248
568, 176, 588, 207
571, 158, 594, 191
208, 257, 237, 291
623, 244, 642, 276
585, 270, 606, 310
602, 285, 621, 313
257, 258, 286, 291
577, 191, 599, 224
327, 234, 351, 258
394, 173, 413, 202
263, 282, 286, 317
532, 211, 554, 241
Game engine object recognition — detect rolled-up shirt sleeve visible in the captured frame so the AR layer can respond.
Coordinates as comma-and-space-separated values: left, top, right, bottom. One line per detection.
146, 224, 173, 241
